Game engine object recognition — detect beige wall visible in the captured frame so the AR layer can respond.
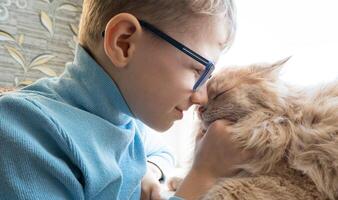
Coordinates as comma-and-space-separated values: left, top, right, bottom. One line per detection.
0, 0, 82, 87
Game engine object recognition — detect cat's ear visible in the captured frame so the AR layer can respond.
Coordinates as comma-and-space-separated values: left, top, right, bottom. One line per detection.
270, 56, 291, 72
255, 56, 291, 81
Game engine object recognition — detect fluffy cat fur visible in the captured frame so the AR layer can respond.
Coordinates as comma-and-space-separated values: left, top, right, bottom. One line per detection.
198, 58, 338, 200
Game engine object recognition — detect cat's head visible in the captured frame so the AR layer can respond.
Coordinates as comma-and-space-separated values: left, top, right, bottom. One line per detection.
199, 57, 290, 127
196, 58, 293, 174
197, 59, 338, 199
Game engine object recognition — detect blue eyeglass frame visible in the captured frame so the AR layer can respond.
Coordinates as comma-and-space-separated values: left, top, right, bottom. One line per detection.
102, 19, 215, 91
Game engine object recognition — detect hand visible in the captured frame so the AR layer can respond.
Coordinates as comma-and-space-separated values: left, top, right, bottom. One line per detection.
167, 177, 183, 191
172, 120, 254, 200
192, 119, 253, 179
141, 162, 162, 200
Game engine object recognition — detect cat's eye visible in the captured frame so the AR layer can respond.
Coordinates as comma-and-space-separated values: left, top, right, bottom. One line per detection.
212, 90, 228, 100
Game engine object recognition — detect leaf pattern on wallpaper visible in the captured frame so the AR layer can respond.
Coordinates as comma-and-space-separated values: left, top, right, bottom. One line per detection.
69, 23, 78, 36
4, 45, 26, 72
0, 0, 82, 87
17, 34, 25, 46
3, 46, 56, 77
67, 36, 77, 54
29, 54, 55, 68
20, 80, 34, 86
29, 54, 57, 76
32, 66, 57, 77
40, 11, 54, 37
0, 30, 16, 43
57, 3, 80, 12
40, 0, 51, 4
15, 78, 34, 87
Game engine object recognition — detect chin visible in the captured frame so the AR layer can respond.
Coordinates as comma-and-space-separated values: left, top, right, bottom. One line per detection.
150, 120, 174, 132
140, 114, 175, 132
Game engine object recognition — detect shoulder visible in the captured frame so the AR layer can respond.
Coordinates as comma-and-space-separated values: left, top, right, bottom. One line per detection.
0, 92, 63, 144
0, 90, 54, 116
0, 91, 45, 114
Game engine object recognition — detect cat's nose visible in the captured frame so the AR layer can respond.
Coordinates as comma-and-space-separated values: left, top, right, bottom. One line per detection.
197, 105, 207, 120
198, 106, 207, 114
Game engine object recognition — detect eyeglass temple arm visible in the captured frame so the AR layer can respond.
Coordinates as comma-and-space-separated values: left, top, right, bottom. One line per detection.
101, 20, 212, 67
138, 20, 212, 66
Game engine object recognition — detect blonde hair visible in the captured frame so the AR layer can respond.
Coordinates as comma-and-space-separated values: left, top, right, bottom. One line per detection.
78, 0, 236, 50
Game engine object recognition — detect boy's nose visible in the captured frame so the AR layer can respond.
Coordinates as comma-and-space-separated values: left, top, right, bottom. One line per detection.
190, 84, 208, 106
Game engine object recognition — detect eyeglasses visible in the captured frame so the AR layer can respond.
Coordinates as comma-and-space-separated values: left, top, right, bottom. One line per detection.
102, 19, 215, 91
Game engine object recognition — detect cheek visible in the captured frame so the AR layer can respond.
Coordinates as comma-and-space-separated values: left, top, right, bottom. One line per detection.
131, 44, 198, 115
134, 63, 193, 112
147, 61, 196, 100
137, 39, 199, 92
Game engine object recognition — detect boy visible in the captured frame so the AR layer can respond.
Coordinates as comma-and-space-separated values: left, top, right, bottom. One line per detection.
0, 0, 252, 199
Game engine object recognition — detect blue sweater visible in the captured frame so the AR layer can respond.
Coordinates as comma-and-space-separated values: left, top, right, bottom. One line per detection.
0, 45, 176, 200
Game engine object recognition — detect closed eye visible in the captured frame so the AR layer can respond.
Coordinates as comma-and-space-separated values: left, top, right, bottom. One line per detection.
196, 69, 204, 77
212, 89, 230, 100
192, 65, 205, 76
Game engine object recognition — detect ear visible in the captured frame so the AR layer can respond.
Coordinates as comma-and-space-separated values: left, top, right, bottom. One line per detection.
269, 56, 291, 74
252, 56, 291, 81
103, 13, 142, 68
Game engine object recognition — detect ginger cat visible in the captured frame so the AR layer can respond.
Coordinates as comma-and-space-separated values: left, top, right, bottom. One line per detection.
170, 58, 338, 200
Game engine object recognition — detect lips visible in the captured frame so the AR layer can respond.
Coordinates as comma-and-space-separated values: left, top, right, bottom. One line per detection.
176, 108, 183, 112
175, 107, 184, 119
175, 106, 189, 113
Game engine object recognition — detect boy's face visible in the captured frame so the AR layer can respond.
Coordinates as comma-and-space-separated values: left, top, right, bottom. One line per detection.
102, 15, 230, 131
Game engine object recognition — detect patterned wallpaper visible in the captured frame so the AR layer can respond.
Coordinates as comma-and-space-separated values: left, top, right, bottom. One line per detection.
0, 0, 82, 87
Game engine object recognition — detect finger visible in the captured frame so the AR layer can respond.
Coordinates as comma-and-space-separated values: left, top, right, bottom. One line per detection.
150, 184, 162, 200
167, 178, 177, 191
141, 187, 150, 200
167, 177, 182, 191
195, 120, 229, 148
241, 148, 255, 162
203, 120, 234, 141
208, 119, 232, 132
195, 127, 207, 141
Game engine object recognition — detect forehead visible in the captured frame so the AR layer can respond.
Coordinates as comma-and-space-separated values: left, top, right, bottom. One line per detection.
169, 15, 230, 63
207, 66, 264, 94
